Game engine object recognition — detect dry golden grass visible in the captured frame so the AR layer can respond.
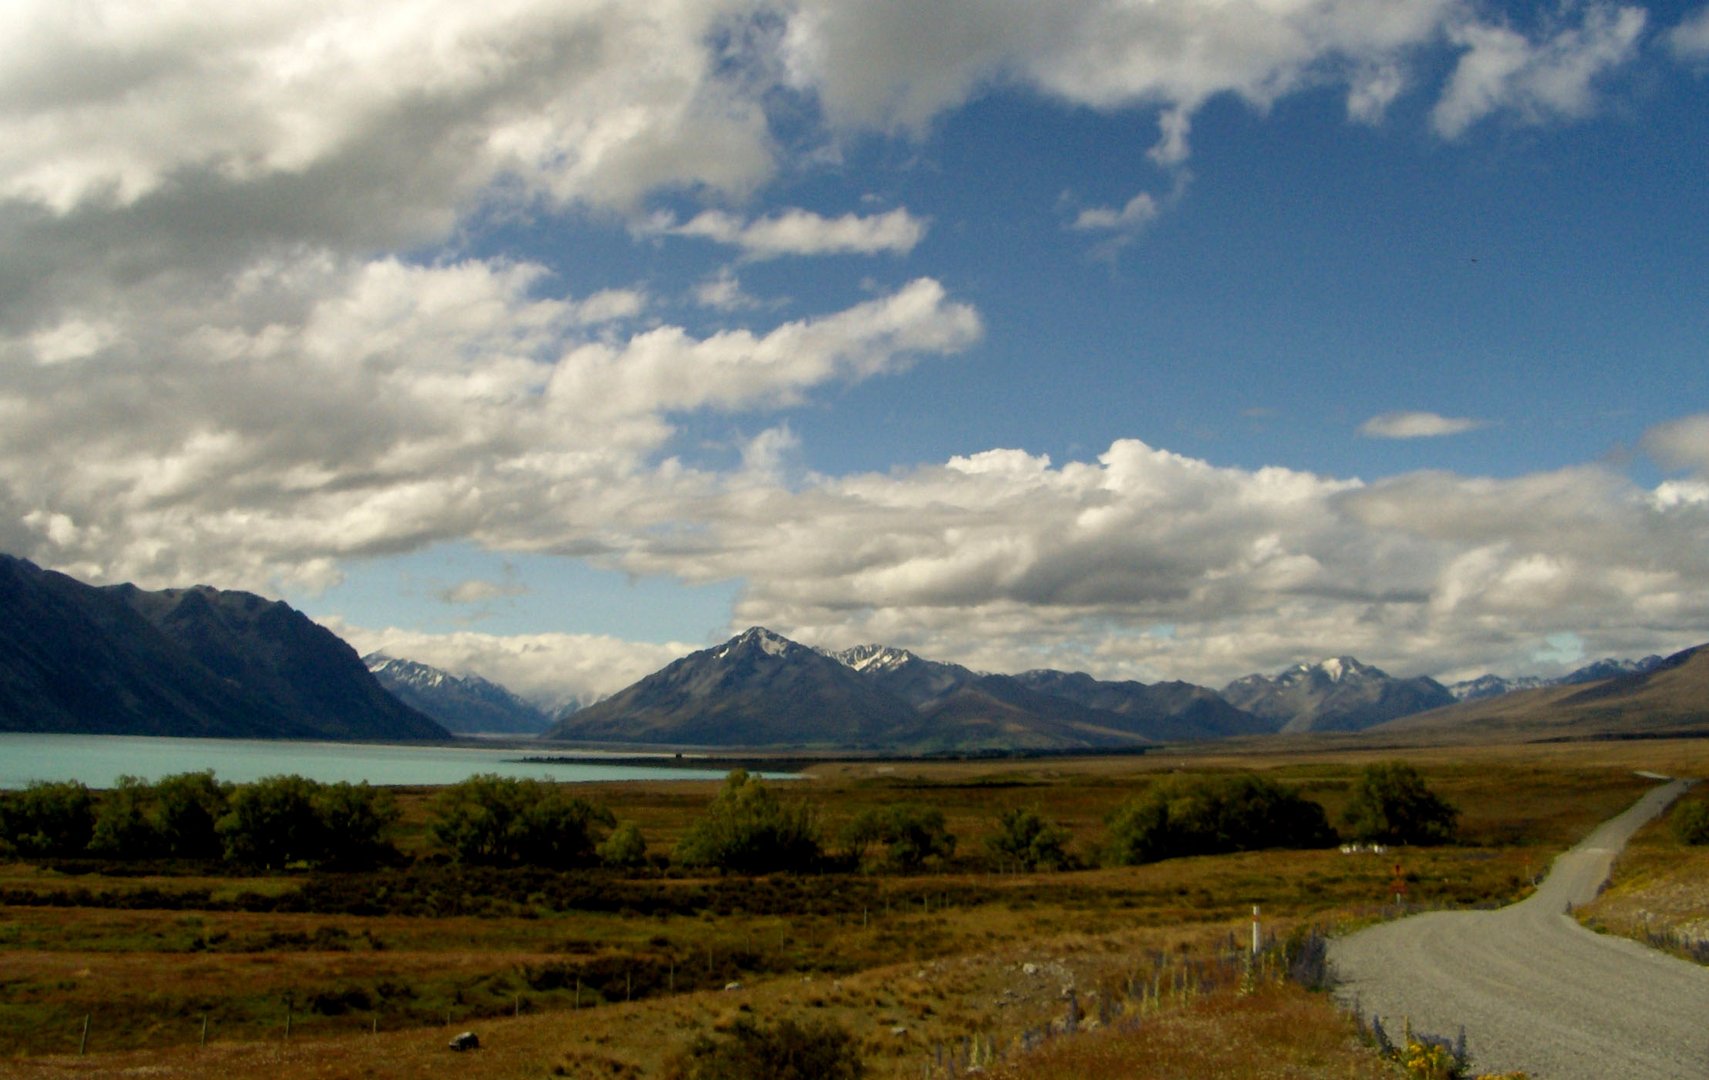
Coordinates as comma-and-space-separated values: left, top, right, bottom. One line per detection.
1, 739, 1699, 1079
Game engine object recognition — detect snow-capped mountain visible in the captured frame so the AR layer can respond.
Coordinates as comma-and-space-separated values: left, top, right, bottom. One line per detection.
1447, 655, 1667, 701
365, 654, 552, 735
545, 627, 922, 747
544, 628, 1282, 750
1222, 657, 1455, 734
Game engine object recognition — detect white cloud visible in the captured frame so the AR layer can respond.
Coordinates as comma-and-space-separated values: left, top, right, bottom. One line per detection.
1432, 4, 1646, 139
693, 266, 765, 311
645, 206, 927, 259
1072, 191, 1160, 232
1643, 413, 1709, 475
1359, 411, 1490, 438
329, 620, 693, 709
1668, 5, 1709, 59
439, 577, 527, 605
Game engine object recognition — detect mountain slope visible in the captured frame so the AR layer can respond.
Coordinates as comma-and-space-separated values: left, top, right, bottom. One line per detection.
1388, 644, 1709, 737
1222, 657, 1455, 733
1012, 670, 1279, 740
0, 555, 448, 741
545, 628, 922, 747
366, 654, 552, 735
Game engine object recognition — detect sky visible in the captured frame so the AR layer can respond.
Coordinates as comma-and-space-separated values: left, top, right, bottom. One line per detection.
2, 0, 1707, 709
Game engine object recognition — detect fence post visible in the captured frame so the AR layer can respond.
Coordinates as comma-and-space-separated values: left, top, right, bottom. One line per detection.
79, 1014, 90, 1055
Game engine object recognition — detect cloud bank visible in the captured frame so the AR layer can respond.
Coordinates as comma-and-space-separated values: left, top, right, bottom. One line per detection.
0, 0, 1699, 703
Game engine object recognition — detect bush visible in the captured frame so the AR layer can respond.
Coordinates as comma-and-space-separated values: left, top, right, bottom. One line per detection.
1103, 774, 1337, 865
984, 806, 1071, 871
0, 780, 96, 857
218, 775, 398, 869
1341, 762, 1459, 846
663, 1016, 864, 1080
89, 775, 160, 858
840, 803, 955, 872
430, 774, 614, 868
151, 771, 229, 860
598, 820, 649, 868
1672, 799, 1709, 845
674, 769, 820, 874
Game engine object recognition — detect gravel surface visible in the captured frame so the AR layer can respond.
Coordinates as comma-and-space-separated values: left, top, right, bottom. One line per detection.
1329, 779, 1709, 1080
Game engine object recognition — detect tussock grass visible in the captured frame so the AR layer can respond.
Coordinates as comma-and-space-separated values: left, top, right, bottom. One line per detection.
0, 740, 1688, 1077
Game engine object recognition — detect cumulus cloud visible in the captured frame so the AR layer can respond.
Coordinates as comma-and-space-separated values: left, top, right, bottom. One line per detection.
643, 207, 927, 259
594, 438, 1709, 689
0, 256, 980, 593
1668, 5, 1709, 59
1643, 413, 1709, 475
1072, 191, 1160, 233
1432, 4, 1646, 138
1359, 411, 1490, 439
329, 621, 693, 709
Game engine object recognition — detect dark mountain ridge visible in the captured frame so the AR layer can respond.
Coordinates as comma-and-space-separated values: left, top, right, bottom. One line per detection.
0, 555, 448, 741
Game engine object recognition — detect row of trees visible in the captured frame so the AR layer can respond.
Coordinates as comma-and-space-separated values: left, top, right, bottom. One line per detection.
0, 762, 1457, 875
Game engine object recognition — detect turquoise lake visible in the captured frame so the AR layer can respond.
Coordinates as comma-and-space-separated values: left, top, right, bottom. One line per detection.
0, 733, 743, 789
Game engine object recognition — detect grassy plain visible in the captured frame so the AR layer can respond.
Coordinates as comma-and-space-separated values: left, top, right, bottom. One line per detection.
0, 738, 1700, 1079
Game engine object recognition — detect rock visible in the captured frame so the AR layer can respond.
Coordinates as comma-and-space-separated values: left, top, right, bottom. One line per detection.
723, 981, 743, 991
448, 1031, 480, 1052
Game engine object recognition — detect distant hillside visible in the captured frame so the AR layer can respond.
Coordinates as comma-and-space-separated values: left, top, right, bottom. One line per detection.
1222, 656, 1455, 733
0, 555, 448, 741
366, 654, 551, 735
1382, 643, 1709, 737
1448, 655, 1666, 701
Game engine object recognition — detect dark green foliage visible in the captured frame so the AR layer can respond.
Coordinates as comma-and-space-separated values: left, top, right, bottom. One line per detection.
1671, 799, 1709, 845
598, 820, 649, 867
1103, 773, 1337, 865
1341, 761, 1459, 845
984, 806, 1071, 871
151, 770, 229, 859
218, 774, 324, 868
674, 769, 821, 873
840, 803, 955, 872
313, 782, 401, 869
664, 1016, 865, 1080
217, 775, 398, 869
429, 774, 614, 868
89, 775, 160, 858
0, 780, 95, 856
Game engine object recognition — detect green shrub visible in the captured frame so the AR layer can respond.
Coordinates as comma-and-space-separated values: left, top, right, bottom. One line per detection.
663, 1016, 864, 1080
674, 769, 820, 874
0, 780, 96, 857
598, 820, 649, 867
984, 806, 1071, 871
840, 803, 955, 872
430, 774, 614, 868
217, 775, 398, 869
1341, 762, 1458, 846
1672, 799, 1709, 845
1103, 773, 1337, 865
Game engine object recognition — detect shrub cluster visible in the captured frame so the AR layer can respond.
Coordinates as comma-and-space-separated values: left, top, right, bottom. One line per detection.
0, 772, 399, 869
663, 1016, 865, 1080
674, 769, 822, 873
430, 774, 615, 868
1341, 762, 1459, 846
841, 802, 955, 872
1671, 798, 1709, 845
1103, 773, 1338, 866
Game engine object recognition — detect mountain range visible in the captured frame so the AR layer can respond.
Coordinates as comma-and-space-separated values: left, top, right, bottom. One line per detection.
3, 554, 1699, 748
0, 554, 448, 741
364, 654, 552, 735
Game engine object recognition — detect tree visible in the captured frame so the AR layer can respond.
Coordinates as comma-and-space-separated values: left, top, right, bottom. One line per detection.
89, 775, 161, 858
598, 820, 649, 868
430, 774, 613, 868
1103, 774, 1337, 866
841, 804, 955, 873
1341, 762, 1458, 845
984, 807, 1070, 872
151, 771, 229, 860
313, 781, 401, 869
674, 769, 820, 873
218, 774, 326, 868
0, 780, 95, 857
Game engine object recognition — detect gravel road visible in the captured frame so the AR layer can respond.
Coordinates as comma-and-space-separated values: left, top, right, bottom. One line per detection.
1329, 779, 1709, 1080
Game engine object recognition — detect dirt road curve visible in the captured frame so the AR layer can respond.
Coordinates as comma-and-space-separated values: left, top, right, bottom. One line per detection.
1330, 779, 1709, 1080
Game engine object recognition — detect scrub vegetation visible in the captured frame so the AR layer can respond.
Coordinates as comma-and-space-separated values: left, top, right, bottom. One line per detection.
0, 739, 1693, 1079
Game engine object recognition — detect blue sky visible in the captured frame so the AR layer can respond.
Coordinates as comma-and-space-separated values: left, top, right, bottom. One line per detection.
2, 0, 1706, 705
